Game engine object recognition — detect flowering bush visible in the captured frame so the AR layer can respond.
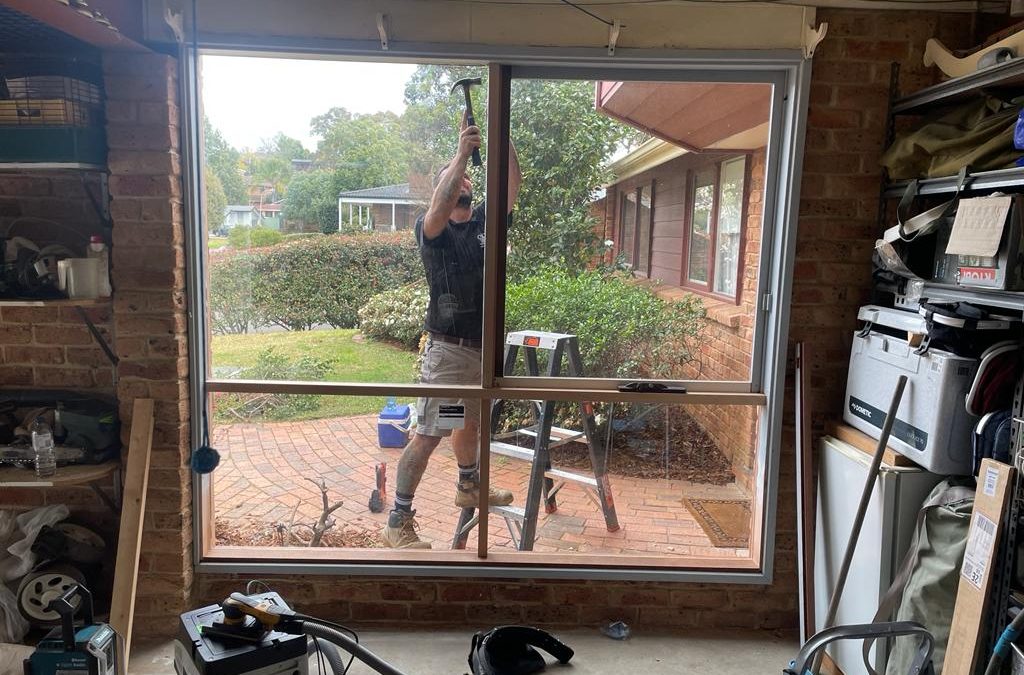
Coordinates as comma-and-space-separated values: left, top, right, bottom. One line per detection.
358, 282, 429, 348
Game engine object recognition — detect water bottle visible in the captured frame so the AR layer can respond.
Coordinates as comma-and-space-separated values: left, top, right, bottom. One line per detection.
31, 417, 56, 478
385, 396, 397, 410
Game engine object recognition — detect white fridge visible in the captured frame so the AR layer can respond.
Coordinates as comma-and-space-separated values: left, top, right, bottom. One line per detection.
814, 435, 943, 675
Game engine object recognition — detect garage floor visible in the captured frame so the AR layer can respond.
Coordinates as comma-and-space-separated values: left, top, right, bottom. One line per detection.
135, 628, 796, 674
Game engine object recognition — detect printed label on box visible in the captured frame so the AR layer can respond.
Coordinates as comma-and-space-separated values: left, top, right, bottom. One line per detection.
436, 403, 465, 430
984, 467, 1000, 498
961, 512, 998, 590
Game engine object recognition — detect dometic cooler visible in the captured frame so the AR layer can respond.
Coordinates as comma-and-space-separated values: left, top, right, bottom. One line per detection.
844, 305, 978, 475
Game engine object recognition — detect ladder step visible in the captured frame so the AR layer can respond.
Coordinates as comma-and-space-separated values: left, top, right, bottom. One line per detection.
490, 441, 535, 462
546, 468, 598, 488
490, 504, 526, 520
517, 426, 585, 448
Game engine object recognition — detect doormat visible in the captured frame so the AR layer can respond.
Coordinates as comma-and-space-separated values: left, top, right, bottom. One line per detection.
683, 498, 751, 548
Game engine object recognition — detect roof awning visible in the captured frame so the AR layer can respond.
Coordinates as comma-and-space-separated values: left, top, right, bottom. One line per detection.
595, 81, 772, 152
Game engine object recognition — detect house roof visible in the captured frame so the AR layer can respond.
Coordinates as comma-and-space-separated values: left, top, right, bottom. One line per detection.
337, 183, 427, 202
226, 204, 256, 213
260, 202, 283, 212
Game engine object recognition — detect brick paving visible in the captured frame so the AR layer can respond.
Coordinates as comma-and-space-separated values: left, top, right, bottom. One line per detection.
212, 415, 751, 557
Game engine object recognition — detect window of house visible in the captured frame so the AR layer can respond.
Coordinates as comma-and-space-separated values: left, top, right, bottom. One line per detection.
683, 157, 747, 300
186, 50, 808, 583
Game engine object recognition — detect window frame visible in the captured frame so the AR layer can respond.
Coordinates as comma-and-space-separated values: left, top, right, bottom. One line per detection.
616, 181, 654, 278
183, 44, 811, 585
680, 154, 751, 304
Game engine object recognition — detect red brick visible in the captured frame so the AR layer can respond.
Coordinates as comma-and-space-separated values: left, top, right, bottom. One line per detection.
138, 102, 180, 126
0, 325, 32, 344
108, 150, 179, 176
104, 75, 176, 103
66, 346, 115, 368
109, 174, 182, 198
378, 582, 436, 602
104, 100, 137, 123
439, 583, 494, 602
34, 325, 93, 346
0, 176, 51, 196
2, 306, 60, 324
843, 39, 910, 61
807, 108, 861, 129
33, 367, 94, 389
109, 198, 142, 221
811, 61, 872, 84
6, 346, 64, 365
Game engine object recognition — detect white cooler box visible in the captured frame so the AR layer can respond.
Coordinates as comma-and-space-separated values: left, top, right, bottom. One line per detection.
844, 305, 978, 475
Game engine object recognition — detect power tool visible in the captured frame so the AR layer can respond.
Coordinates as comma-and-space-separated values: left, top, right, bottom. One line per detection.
23, 584, 119, 675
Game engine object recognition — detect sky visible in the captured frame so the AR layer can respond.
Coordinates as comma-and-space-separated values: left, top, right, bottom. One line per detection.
201, 55, 417, 152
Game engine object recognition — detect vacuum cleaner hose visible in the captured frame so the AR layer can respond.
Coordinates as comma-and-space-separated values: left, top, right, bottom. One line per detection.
307, 636, 347, 675
984, 608, 1024, 675
302, 620, 409, 675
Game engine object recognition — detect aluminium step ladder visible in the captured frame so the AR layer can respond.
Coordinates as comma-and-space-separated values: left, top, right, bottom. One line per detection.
452, 331, 619, 551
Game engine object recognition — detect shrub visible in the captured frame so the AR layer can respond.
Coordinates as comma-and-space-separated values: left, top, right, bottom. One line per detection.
505, 267, 705, 379
207, 232, 423, 333
208, 249, 264, 334
213, 347, 332, 420
228, 225, 283, 248
358, 282, 429, 349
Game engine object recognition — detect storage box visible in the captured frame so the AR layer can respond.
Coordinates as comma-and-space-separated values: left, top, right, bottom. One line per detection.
0, 98, 93, 127
945, 195, 1024, 291
844, 305, 978, 475
377, 402, 412, 448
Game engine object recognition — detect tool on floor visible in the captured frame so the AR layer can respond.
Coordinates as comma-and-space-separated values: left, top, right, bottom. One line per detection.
369, 462, 387, 513
452, 331, 619, 551
23, 584, 119, 675
786, 622, 935, 675
813, 375, 908, 674
451, 77, 483, 167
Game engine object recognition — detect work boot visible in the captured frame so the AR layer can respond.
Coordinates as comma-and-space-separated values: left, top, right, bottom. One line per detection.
381, 510, 432, 549
455, 478, 514, 508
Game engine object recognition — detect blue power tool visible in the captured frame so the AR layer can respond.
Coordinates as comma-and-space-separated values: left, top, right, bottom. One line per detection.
23, 584, 119, 675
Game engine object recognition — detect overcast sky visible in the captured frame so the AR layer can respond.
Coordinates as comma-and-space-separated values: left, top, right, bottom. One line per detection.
201, 55, 417, 152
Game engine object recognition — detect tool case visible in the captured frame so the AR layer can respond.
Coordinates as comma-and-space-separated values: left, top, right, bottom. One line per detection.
844, 305, 979, 475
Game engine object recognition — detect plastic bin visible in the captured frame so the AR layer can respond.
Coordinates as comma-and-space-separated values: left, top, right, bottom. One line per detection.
378, 401, 412, 448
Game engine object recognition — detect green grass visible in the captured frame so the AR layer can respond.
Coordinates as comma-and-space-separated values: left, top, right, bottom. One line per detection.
212, 328, 418, 419
208, 236, 229, 250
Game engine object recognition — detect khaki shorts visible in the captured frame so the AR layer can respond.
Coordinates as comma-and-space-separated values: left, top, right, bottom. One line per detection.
416, 337, 481, 438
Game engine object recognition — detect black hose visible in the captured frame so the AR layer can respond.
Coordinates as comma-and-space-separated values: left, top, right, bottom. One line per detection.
302, 621, 408, 675
307, 637, 347, 675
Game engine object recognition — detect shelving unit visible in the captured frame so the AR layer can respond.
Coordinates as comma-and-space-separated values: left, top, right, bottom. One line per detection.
0, 459, 122, 512
882, 61, 1024, 664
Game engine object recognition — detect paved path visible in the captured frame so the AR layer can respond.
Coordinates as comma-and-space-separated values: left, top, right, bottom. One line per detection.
212, 415, 750, 557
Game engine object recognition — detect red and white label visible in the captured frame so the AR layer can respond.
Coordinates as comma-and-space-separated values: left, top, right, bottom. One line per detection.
959, 266, 997, 282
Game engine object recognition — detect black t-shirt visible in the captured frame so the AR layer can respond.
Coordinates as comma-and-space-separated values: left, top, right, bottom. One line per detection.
415, 203, 486, 339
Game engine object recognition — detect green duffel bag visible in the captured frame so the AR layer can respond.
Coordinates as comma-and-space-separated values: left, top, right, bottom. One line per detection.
881, 96, 1022, 180
860, 479, 975, 675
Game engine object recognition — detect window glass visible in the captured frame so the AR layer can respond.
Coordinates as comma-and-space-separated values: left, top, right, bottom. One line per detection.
688, 168, 714, 285
619, 190, 637, 266
713, 157, 745, 297
637, 185, 652, 275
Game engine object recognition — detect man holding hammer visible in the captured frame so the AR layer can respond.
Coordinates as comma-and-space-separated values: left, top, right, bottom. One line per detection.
382, 103, 521, 549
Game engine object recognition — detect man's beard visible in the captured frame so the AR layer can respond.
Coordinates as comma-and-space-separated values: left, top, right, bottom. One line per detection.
457, 191, 472, 208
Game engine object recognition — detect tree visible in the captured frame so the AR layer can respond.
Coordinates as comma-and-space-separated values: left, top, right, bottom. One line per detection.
311, 107, 409, 193
401, 67, 633, 280
283, 170, 338, 233
259, 133, 312, 161
204, 166, 227, 234
204, 117, 248, 204
250, 155, 293, 198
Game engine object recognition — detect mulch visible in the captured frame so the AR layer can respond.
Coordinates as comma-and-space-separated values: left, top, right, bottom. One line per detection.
215, 517, 381, 548
545, 406, 736, 485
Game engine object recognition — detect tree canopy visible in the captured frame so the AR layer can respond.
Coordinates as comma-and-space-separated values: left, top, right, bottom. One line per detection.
203, 118, 248, 204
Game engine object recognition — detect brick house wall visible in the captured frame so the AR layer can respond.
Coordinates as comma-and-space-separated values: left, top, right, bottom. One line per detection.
0, 8, 971, 637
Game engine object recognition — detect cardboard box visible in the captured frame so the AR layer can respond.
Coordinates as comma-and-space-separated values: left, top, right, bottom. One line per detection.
944, 459, 1015, 675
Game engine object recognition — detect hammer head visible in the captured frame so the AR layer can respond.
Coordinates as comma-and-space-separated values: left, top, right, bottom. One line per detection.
451, 77, 482, 94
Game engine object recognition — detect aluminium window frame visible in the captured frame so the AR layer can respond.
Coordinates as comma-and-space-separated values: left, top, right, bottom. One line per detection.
182, 39, 810, 584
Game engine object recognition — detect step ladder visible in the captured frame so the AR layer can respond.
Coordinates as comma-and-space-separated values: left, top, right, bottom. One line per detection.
452, 331, 619, 551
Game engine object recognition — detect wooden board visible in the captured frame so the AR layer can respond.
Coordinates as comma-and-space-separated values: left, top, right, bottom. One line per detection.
944, 458, 1014, 675
827, 423, 918, 468
109, 399, 154, 675
0, 459, 118, 487
795, 342, 816, 642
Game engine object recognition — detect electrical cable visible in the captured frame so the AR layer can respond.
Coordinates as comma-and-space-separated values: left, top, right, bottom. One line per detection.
556, 0, 615, 25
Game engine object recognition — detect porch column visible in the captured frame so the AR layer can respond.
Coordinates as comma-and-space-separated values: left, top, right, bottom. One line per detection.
391, 202, 397, 231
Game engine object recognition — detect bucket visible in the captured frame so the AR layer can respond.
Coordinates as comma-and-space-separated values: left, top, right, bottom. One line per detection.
378, 402, 412, 448
66, 258, 100, 299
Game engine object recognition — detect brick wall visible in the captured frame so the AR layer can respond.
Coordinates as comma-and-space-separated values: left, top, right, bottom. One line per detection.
103, 52, 193, 635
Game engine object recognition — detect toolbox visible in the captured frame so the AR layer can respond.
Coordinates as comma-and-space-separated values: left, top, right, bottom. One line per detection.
844, 305, 978, 475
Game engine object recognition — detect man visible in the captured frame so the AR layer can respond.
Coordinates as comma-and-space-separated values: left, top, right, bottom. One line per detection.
382, 115, 521, 549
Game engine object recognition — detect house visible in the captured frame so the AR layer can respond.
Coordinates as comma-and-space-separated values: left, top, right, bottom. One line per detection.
257, 200, 284, 230
0, 0, 990, 668
337, 182, 429, 231
594, 81, 771, 488
222, 204, 260, 230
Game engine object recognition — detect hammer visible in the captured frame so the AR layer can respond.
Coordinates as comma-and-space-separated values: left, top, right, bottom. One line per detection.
451, 77, 483, 167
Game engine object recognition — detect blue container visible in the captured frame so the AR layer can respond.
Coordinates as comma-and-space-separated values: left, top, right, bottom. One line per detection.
378, 399, 412, 448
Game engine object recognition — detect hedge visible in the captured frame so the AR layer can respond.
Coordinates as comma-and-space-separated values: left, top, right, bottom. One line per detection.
209, 233, 422, 333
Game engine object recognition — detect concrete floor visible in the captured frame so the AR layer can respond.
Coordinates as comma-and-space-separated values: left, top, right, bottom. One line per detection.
136, 628, 797, 674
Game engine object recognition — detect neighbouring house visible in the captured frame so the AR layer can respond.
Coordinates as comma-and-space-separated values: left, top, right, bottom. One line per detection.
223, 204, 261, 231
337, 182, 429, 231
257, 200, 284, 230
291, 158, 314, 172
594, 80, 772, 491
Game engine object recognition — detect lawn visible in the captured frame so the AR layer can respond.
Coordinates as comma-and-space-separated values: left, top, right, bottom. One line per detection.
208, 236, 229, 250
211, 328, 418, 419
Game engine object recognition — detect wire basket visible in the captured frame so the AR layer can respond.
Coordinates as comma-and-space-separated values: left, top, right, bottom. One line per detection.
0, 55, 103, 128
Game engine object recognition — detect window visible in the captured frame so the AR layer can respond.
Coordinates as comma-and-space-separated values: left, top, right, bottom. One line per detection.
683, 157, 747, 300
185, 50, 808, 583
616, 184, 652, 276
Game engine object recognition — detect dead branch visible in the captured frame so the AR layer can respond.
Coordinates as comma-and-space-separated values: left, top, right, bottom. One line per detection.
305, 476, 344, 547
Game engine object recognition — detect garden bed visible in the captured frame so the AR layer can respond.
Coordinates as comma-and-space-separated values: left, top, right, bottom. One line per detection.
215, 517, 381, 548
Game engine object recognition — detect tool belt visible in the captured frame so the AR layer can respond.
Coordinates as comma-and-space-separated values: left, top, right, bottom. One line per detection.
468, 625, 574, 675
